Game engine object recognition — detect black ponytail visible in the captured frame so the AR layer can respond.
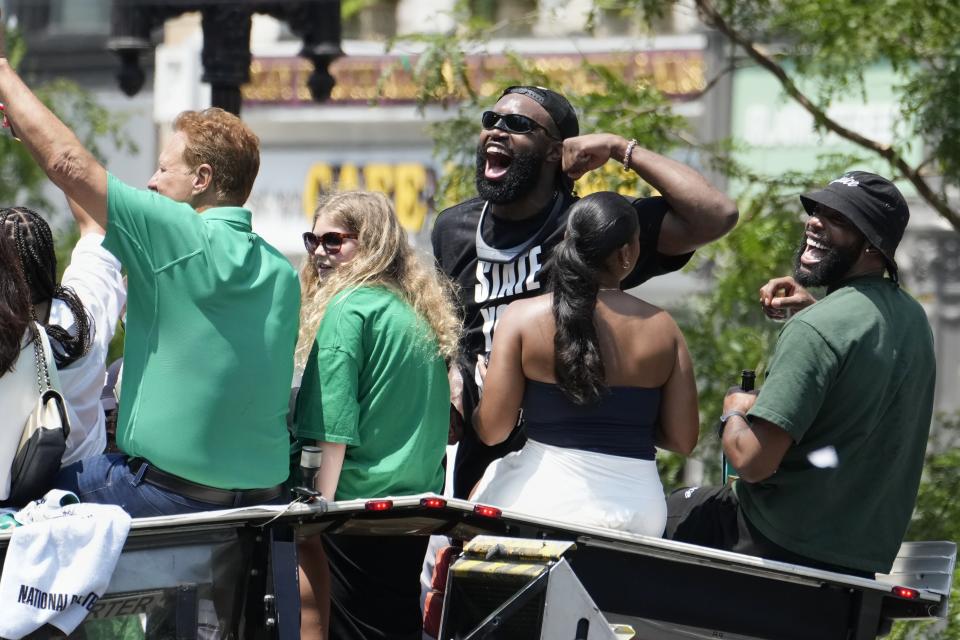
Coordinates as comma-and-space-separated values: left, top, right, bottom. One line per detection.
1, 207, 93, 368
549, 192, 639, 405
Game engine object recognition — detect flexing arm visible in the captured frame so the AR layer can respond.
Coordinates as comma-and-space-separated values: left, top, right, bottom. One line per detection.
720, 388, 793, 482
562, 133, 738, 255
473, 303, 526, 446
0, 33, 108, 227
655, 328, 700, 455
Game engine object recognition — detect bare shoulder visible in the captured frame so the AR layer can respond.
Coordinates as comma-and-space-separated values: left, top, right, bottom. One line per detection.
504, 293, 552, 318
617, 295, 681, 334
498, 294, 553, 338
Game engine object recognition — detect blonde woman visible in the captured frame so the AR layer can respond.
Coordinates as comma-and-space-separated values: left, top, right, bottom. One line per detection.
293, 191, 460, 640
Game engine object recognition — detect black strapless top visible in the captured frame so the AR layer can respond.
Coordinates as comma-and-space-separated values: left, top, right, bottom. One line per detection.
521, 379, 660, 460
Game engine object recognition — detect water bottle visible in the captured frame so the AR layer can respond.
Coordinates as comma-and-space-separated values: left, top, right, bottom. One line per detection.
294, 445, 323, 502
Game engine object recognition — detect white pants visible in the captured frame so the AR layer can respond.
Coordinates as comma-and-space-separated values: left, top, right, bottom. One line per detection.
472, 439, 666, 537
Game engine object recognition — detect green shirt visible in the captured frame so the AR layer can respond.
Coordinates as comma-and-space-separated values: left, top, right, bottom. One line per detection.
103, 174, 300, 489
294, 286, 448, 501
740, 276, 935, 573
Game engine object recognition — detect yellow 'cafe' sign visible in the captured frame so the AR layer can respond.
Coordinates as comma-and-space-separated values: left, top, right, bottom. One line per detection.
296, 159, 649, 234
302, 162, 435, 231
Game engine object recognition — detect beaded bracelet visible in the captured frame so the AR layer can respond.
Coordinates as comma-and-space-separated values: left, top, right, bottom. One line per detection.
622, 138, 638, 171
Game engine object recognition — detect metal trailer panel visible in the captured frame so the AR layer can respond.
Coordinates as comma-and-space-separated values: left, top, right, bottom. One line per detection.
0, 493, 953, 639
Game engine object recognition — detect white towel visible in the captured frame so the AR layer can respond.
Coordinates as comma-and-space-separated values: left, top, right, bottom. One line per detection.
0, 491, 131, 639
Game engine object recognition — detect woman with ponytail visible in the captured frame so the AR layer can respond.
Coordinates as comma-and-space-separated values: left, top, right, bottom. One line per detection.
293, 191, 460, 640
472, 191, 699, 536
1, 204, 125, 465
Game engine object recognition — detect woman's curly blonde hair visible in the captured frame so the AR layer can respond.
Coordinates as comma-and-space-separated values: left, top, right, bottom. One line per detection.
296, 191, 461, 368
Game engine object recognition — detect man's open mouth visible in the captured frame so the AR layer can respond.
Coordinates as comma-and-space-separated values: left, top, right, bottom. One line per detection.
800, 235, 830, 266
484, 144, 513, 181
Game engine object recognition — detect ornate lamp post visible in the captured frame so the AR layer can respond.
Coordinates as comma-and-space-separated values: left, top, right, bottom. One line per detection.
108, 0, 342, 115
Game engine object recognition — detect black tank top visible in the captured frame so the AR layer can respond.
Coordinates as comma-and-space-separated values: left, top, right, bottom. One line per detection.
522, 379, 660, 460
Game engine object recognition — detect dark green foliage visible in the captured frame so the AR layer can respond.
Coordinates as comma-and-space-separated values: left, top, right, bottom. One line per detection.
618, 0, 960, 230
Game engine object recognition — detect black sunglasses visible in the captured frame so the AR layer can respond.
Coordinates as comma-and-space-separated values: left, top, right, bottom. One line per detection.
481, 111, 559, 140
303, 231, 358, 255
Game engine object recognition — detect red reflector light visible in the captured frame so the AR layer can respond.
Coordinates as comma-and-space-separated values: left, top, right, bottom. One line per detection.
892, 586, 919, 599
420, 497, 447, 509
365, 499, 394, 511
473, 504, 502, 518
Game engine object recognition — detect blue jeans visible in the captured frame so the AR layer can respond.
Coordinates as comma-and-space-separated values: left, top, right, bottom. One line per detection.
55, 454, 284, 518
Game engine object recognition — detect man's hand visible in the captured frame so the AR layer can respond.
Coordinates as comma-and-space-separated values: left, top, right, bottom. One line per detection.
723, 386, 758, 415
758, 276, 816, 320
721, 386, 793, 483
562, 133, 623, 180
476, 353, 489, 384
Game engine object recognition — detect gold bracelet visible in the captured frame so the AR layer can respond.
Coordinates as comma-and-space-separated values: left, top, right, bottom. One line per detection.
622, 138, 638, 172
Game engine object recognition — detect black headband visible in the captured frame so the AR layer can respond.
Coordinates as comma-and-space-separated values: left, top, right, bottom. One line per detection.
501, 86, 579, 140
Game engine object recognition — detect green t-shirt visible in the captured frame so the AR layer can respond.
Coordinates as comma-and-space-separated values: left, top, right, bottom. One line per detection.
739, 276, 936, 573
103, 174, 301, 489
294, 286, 448, 501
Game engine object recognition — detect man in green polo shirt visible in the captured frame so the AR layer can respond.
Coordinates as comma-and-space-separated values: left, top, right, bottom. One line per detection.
0, 43, 300, 516
665, 172, 935, 577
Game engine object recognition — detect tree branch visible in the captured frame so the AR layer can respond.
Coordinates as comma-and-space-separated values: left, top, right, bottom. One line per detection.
694, 0, 960, 232
916, 153, 938, 177
694, 60, 740, 100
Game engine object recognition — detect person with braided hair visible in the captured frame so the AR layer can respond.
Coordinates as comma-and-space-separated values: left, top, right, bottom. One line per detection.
471, 192, 699, 536
0, 230, 71, 503
1, 203, 125, 465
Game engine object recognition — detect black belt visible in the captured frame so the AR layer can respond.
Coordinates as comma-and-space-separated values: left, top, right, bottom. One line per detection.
128, 458, 284, 507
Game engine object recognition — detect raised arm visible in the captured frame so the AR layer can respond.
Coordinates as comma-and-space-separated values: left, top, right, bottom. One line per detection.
0, 30, 107, 227
562, 133, 738, 255
67, 197, 106, 237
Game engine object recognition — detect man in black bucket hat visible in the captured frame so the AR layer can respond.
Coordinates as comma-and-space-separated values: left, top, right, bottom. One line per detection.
432, 84, 740, 499
665, 171, 936, 577
798, 170, 910, 283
